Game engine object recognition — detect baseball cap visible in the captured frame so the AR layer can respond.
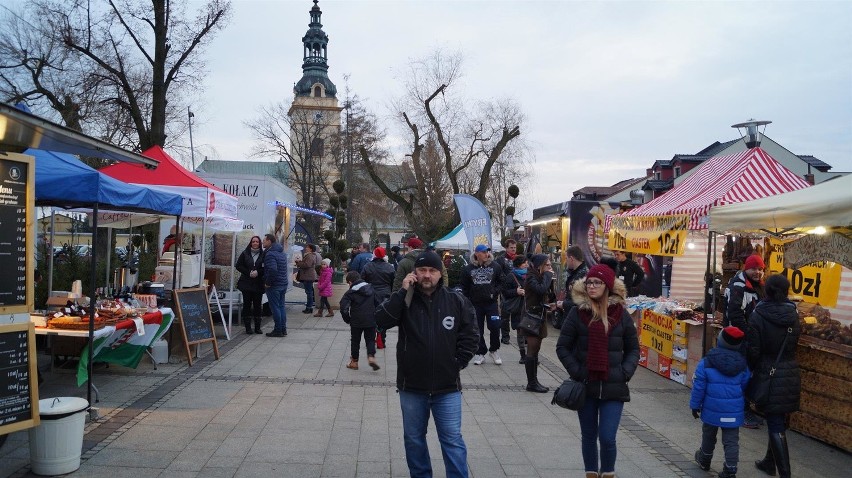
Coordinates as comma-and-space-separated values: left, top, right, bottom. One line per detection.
474, 244, 490, 253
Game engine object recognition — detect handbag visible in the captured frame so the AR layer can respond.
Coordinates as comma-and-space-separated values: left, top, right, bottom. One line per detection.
502, 274, 524, 315
518, 311, 543, 336
552, 378, 586, 410
747, 327, 791, 407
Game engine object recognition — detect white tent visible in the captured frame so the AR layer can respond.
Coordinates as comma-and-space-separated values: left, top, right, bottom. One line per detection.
432, 224, 505, 252
709, 174, 852, 232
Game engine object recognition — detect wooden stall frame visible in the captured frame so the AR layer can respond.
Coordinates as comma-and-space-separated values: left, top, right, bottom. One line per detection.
172, 288, 220, 366
0, 322, 40, 435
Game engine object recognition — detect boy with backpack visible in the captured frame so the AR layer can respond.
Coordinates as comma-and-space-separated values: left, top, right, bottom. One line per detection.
690, 326, 750, 477
339, 271, 380, 371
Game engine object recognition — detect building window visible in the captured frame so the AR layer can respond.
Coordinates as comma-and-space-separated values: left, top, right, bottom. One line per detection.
654, 171, 661, 180
313, 85, 322, 97
310, 138, 324, 158
674, 166, 681, 177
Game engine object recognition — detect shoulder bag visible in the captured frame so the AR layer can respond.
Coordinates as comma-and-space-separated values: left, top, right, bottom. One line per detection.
517, 309, 543, 336
552, 378, 586, 410
747, 327, 791, 407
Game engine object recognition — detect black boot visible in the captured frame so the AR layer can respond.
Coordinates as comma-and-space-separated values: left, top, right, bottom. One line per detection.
755, 443, 776, 476
253, 317, 262, 334
244, 317, 253, 334
525, 357, 548, 393
694, 449, 712, 471
534, 357, 549, 390
718, 463, 737, 478
769, 432, 791, 478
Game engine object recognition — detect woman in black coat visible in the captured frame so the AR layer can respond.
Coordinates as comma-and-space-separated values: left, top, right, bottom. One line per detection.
522, 254, 555, 393
235, 235, 264, 334
747, 274, 800, 478
556, 264, 640, 478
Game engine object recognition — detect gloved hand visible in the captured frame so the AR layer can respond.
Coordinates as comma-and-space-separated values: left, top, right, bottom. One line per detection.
692, 409, 701, 419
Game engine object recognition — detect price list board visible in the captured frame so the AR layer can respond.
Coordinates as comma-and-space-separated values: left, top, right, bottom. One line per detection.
0, 323, 39, 434
0, 155, 34, 312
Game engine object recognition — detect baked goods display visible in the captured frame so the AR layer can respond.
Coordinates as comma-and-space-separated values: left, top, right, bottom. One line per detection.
797, 302, 852, 346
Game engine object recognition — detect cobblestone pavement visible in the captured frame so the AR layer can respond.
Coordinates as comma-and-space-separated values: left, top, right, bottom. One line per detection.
2, 294, 849, 477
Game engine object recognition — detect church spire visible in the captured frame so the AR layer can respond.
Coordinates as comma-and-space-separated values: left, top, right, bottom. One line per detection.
294, 0, 337, 98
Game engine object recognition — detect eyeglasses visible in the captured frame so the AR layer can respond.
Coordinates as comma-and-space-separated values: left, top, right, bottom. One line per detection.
585, 280, 605, 288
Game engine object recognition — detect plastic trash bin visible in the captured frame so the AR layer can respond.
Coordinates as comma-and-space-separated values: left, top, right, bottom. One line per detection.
28, 397, 89, 476
151, 338, 169, 364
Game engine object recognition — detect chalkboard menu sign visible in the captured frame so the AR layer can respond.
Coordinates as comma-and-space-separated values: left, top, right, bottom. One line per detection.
0, 323, 39, 435
0, 156, 33, 311
172, 288, 219, 366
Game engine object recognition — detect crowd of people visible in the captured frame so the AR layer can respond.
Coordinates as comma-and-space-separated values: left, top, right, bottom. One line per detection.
231, 233, 800, 478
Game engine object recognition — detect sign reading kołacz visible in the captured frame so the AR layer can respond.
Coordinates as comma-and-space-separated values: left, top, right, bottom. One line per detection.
640, 309, 674, 358
608, 214, 689, 257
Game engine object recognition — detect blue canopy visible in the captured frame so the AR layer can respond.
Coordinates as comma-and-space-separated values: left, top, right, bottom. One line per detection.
29, 149, 183, 216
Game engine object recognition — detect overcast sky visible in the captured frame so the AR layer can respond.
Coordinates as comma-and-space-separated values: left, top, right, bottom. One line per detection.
191, 0, 852, 219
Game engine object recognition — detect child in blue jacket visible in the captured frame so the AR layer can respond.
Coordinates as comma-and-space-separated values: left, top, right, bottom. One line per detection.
690, 326, 750, 478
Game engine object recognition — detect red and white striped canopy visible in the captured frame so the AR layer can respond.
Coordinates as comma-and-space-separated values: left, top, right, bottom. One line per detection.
621, 147, 811, 229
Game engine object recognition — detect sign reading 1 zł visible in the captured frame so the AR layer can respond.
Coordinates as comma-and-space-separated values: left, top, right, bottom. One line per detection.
608, 214, 689, 257
640, 309, 674, 358
767, 237, 841, 307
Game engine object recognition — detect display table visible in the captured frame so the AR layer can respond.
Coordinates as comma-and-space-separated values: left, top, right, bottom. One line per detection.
790, 335, 852, 452
627, 299, 704, 388
35, 308, 173, 386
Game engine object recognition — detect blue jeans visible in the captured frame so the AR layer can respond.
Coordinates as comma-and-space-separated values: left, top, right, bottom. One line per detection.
303, 280, 315, 308
266, 286, 287, 332
577, 397, 624, 474
399, 391, 468, 478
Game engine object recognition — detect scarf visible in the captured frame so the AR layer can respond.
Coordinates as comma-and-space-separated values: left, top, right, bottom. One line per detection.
512, 268, 527, 281
250, 249, 260, 264
582, 307, 620, 382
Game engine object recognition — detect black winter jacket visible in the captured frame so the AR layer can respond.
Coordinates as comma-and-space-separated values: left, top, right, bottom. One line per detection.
362, 258, 396, 303
339, 280, 377, 328
235, 246, 264, 293
376, 284, 479, 394
461, 254, 505, 305
616, 259, 645, 297
746, 299, 801, 414
556, 277, 640, 402
724, 271, 764, 330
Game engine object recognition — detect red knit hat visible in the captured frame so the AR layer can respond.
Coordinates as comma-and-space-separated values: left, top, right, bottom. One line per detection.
373, 247, 386, 259
743, 254, 765, 271
718, 326, 745, 350
586, 264, 616, 291
407, 237, 424, 249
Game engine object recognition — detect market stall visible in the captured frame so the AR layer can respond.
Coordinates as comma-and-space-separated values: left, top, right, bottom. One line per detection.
608, 147, 812, 386
709, 174, 852, 452
100, 146, 243, 337
30, 148, 184, 406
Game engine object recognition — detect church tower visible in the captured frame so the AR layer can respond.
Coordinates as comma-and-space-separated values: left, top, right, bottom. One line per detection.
289, 1, 343, 213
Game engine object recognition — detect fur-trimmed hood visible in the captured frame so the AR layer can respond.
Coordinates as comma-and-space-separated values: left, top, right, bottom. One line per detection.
570, 275, 627, 311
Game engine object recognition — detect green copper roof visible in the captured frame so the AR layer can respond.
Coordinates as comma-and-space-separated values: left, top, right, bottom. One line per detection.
196, 160, 289, 181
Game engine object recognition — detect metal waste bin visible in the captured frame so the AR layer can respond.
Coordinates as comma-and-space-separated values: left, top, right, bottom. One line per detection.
28, 397, 89, 476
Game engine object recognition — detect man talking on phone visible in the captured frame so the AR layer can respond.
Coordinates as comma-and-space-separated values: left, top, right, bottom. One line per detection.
376, 250, 479, 478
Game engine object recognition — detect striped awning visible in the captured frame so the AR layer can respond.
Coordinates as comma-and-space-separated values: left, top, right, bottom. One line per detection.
618, 147, 811, 230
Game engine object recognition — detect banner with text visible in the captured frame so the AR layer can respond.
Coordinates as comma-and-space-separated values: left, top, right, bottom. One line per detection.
608, 214, 689, 257
640, 309, 674, 358
453, 194, 492, 254
767, 237, 841, 307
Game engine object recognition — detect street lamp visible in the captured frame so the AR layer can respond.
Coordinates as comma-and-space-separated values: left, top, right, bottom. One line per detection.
188, 107, 196, 170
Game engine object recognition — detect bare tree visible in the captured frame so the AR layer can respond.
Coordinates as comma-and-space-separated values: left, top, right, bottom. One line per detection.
246, 99, 341, 238
359, 49, 526, 238
0, 0, 231, 152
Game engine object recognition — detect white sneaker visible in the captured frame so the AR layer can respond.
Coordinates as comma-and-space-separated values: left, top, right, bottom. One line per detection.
472, 354, 484, 365
489, 351, 503, 365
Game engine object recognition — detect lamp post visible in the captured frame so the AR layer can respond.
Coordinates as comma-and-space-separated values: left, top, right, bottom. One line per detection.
188, 107, 196, 170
